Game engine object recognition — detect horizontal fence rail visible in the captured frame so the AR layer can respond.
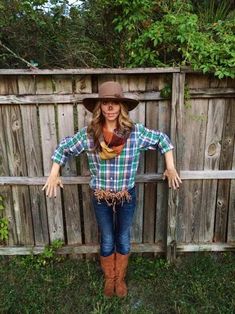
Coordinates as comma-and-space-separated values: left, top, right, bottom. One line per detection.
0, 88, 235, 105
0, 171, 235, 186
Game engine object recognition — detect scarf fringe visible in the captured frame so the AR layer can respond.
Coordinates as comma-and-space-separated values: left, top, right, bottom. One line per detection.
93, 189, 132, 213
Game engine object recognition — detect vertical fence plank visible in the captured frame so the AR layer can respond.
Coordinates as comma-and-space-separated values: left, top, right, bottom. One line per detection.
1, 76, 34, 245
217, 97, 235, 242
228, 123, 235, 242
0, 98, 17, 245
37, 76, 64, 242
180, 75, 209, 243
2, 103, 34, 245
144, 76, 159, 248
56, 75, 82, 246
0, 77, 19, 245
181, 99, 208, 243
127, 76, 146, 246
167, 73, 185, 262
155, 76, 172, 251
19, 75, 49, 245
76, 75, 98, 260
199, 98, 226, 242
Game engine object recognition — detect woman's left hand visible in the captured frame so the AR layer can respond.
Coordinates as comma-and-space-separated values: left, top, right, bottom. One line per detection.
162, 168, 182, 190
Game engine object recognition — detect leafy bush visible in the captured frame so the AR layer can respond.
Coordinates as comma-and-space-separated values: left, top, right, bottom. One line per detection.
113, 0, 235, 78
0, 0, 234, 78
18, 239, 65, 269
0, 195, 9, 243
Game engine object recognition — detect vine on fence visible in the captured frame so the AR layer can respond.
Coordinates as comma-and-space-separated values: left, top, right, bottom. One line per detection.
0, 195, 9, 243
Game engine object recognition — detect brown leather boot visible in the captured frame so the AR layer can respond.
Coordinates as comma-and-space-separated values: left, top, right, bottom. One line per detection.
115, 252, 130, 297
100, 253, 115, 297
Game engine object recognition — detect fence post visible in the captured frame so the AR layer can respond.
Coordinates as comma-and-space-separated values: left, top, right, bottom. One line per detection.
166, 72, 185, 263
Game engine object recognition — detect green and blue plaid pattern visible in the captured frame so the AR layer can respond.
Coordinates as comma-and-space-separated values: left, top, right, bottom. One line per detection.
51, 123, 174, 192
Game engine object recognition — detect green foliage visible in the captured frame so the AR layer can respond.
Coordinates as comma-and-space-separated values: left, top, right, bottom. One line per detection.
19, 239, 65, 269
193, 0, 235, 24
0, 195, 9, 242
0, 0, 234, 78
113, 0, 235, 78
0, 0, 119, 68
0, 217, 9, 241
0, 195, 4, 211
160, 83, 172, 98
35, 239, 65, 267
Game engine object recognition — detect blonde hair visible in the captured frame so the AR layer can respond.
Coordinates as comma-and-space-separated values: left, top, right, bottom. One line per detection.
87, 101, 134, 152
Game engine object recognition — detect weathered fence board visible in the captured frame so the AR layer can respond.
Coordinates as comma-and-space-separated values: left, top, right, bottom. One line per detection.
144, 77, 160, 245
155, 98, 171, 248
215, 97, 235, 242
4, 103, 34, 245
19, 76, 49, 245
200, 98, 226, 242
228, 98, 235, 243
181, 74, 210, 244
167, 72, 185, 261
38, 76, 64, 242
76, 75, 98, 259
128, 75, 146, 244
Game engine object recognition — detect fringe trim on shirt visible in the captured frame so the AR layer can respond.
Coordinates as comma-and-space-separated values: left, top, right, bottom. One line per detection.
93, 189, 132, 213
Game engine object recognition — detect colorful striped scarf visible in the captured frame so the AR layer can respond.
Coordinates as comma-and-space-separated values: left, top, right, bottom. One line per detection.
98, 126, 129, 160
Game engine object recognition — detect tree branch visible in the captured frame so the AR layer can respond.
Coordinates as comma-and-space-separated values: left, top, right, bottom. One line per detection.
0, 41, 38, 69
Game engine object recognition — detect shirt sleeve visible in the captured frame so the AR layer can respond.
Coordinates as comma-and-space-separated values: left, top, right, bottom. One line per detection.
51, 127, 87, 166
137, 123, 174, 155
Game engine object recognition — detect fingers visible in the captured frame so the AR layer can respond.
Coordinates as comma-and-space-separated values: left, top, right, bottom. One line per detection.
164, 170, 182, 190
41, 178, 63, 198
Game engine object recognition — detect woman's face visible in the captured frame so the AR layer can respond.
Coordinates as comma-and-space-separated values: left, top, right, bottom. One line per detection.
101, 101, 121, 123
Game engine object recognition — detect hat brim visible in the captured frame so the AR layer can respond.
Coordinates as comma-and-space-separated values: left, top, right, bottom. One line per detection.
82, 97, 139, 113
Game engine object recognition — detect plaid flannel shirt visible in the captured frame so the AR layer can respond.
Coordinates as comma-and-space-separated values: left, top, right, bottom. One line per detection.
51, 123, 174, 192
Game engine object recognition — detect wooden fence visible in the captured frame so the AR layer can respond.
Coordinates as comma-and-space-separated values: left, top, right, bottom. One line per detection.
0, 68, 234, 261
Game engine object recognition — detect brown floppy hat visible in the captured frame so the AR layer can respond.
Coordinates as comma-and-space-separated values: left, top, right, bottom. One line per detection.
82, 81, 139, 113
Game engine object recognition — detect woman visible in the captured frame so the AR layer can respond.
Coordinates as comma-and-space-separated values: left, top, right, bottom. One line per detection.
42, 81, 182, 298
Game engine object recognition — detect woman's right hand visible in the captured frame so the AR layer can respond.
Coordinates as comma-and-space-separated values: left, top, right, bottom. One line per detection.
42, 174, 63, 198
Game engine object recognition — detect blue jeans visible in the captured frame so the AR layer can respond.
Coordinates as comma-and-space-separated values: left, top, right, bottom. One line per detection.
92, 186, 136, 257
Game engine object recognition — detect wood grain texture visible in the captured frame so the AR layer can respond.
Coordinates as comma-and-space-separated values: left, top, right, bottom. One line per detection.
200, 98, 226, 242
38, 76, 64, 242
56, 75, 82, 246
167, 73, 185, 262
144, 75, 159, 244
156, 96, 171, 249
57, 103, 82, 245
227, 148, 235, 242
1, 87, 234, 104
214, 98, 235, 242
0, 77, 18, 245
0, 68, 181, 75
0, 107, 16, 245
1, 242, 234, 255
0, 170, 234, 186
76, 75, 98, 260
19, 75, 49, 245
2, 104, 34, 245
180, 73, 210, 244
127, 75, 146, 244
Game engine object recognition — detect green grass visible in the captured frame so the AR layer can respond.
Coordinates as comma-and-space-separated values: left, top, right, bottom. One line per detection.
0, 252, 235, 314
